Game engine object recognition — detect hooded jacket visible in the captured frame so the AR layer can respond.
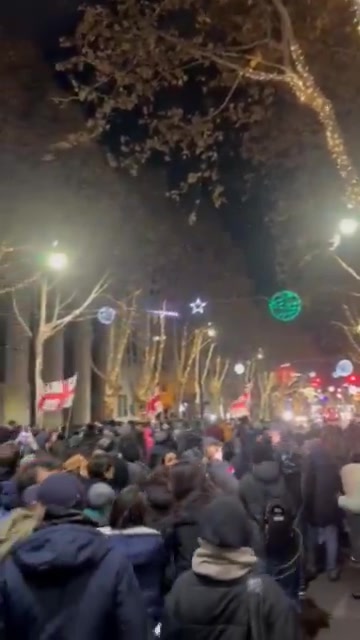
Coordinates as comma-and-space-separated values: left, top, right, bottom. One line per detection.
303, 446, 341, 527
0, 508, 39, 560
0, 522, 149, 640
238, 460, 290, 523
206, 460, 239, 495
161, 540, 299, 640
101, 525, 167, 624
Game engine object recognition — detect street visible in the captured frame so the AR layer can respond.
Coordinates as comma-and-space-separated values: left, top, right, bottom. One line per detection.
309, 566, 360, 639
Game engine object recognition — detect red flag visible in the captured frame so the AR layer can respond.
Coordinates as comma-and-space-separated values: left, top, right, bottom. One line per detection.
146, 387, 163, 418
38, 374, 77, 412
229, 384, 251, 418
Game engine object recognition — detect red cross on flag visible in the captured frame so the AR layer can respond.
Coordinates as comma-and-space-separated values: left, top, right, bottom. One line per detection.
229, 383, 252, 418
38, 374, 77, 412
146, 387, 163, 419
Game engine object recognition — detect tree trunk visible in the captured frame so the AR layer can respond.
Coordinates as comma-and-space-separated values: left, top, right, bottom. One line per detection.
34, 337, 43, 427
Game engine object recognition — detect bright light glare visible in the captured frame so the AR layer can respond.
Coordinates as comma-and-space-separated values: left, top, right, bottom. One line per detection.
339, 218, 358, 236
47, 252, 68, 271
234, 362, 245, 375
256, 348, 264, 360
282, 410, 293, 422
309, 371, 316, 378
207, 325, 217, 338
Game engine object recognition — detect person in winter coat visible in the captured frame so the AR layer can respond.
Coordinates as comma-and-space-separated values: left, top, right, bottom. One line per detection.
303, 428, 342, 581
338, 451, 360, 563
0, 472, 149, 640
162, 496, 300, 640
164, 461, 218, 578
144, 466, 173, 531
238, 442, 291, 523
203, 438, 239, 495
119, 434, 149, 486
101, 485, 167, 627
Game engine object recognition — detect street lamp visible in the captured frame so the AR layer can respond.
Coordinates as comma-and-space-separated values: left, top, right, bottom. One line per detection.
46, 251, 68, 271
206, 324, 217, 338
338, 218, 358, 237
234, 362, 245, 375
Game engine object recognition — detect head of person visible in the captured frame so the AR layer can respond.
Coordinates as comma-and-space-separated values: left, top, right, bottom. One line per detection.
109, 485, 147, 530
15, 455, 62, 494
87, 452, 114, 481
119, 435, 141, 463
22, 472, 85, 517
199, 496, 251, 550
169, 461, 211, 502
204, 438, 223, 462
0, 442, 20, 475
86, 482, 115, 522
252, 441, 274, 465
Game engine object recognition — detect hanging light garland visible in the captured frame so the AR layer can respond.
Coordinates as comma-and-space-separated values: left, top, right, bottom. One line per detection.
287, 43, 360, 209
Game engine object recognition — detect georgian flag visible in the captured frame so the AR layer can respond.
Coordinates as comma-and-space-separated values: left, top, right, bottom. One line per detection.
229, 383, 252, 418
38, 374, 77, 412
146, 387, 163, 418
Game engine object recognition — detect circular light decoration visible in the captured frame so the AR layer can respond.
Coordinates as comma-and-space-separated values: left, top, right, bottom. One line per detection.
190, 298, 207, 315
335, 359, 354, 378
268, 290, 302, 322
234, 362, 245, 375
97, 306, 116, 325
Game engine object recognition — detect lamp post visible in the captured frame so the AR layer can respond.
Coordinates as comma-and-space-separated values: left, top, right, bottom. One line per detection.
34, 250, 68, 425
197, 324, 217, 424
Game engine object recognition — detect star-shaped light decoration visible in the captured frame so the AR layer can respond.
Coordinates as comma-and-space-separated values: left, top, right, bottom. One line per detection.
190, 298, 207, 314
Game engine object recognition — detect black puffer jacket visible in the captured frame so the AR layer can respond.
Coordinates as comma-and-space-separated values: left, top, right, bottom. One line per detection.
162, 570, 299, 640
163, 492, 215, 578
238, 460, 291, 523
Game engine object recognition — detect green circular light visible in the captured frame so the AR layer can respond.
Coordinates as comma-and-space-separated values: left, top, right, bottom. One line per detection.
268, 290, 302, 322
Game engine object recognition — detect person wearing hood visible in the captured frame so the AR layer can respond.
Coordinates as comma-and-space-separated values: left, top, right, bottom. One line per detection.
303, 429, 342, 582
101, 485, 167, 627
0, 472, 149, 640
203, 438, 239, 495
238, 442, 292, 555
161, 496, 300, 640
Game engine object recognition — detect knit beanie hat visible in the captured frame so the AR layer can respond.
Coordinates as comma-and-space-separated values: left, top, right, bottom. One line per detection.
87, 482, 115, 509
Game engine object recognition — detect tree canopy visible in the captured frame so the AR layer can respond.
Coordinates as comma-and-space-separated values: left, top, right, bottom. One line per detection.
59, 0, 360, 212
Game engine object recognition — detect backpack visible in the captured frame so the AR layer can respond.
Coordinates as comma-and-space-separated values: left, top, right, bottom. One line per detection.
264, 496, 294, 556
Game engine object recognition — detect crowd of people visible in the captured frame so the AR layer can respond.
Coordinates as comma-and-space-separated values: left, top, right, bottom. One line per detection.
0, 417, 358, 639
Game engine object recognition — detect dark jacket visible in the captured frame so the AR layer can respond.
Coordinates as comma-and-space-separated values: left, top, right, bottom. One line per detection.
303, 446, 342, 527
164, 492, 215, 579
206, 460, 239, 495
127, 461, 149, 487
238, 461, 290, 523
0, 522, 149, 640
0, 479, 20, 511
101, 525, 167, 624
162, 565, 299, 640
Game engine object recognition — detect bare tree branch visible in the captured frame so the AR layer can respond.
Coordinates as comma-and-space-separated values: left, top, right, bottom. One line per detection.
12, 293, 32, 338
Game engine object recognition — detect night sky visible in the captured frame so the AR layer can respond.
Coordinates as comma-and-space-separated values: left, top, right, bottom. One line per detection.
0, 0, 355, 364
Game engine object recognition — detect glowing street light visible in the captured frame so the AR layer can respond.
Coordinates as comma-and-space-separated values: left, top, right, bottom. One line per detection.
234, 362, 245, 375
206, 323, 217, 338
338, 218, 358, 237
46, 251, 68, 271
256, 348, 264, 360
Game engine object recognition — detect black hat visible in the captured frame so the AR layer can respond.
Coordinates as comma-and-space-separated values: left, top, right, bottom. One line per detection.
199, 496, 250, 549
